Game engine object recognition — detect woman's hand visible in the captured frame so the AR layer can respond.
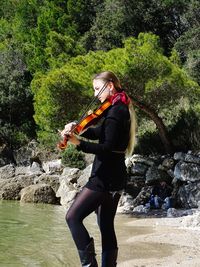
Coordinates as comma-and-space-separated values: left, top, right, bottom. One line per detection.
67, 133, 81, 146
60, 122, 77, 137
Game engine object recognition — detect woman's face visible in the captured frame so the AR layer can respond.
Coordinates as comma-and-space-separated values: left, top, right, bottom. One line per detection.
93, 79, 115, 103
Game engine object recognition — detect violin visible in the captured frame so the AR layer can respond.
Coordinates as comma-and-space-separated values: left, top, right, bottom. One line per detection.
57, 99, 112, 150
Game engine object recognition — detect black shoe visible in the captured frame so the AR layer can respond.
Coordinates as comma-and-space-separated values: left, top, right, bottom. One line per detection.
101, 248, 118, 267
78, 238, 98, 267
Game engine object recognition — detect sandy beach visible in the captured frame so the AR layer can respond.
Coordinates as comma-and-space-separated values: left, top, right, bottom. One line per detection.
117, 210, 200, 267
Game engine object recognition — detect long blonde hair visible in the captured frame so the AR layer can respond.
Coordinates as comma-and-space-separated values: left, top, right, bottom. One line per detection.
93, 71, 137, 158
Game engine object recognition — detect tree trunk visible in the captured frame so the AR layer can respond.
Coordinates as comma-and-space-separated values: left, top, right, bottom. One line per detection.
131, 97, 173, 154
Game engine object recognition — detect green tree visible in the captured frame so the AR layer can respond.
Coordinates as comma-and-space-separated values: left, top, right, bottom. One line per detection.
13, 0, 84, 73
0, 42, 35, 147
174, 0, 200, 84
82, 0, 188, 53
32, 33, 200, 152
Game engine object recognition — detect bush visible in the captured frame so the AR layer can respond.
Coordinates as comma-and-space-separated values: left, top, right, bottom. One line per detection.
61, 144, 86, 170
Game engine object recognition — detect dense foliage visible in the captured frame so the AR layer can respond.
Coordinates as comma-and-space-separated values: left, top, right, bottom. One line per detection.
0, 0, 199, 154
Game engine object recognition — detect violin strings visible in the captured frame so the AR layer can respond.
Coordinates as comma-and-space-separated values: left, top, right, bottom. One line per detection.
73, 81, 109, 128
60, 81, 110, 139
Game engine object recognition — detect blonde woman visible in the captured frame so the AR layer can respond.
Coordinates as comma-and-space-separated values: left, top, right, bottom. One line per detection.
62, 71, 136, 267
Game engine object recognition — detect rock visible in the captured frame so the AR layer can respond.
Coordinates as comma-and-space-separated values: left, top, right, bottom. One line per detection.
42, 159, 63, 174
77, 164, 92, 187
174, 152, 186, 161
129, 162, 148, 176
185, 154, 200, 164
12, 174, 35, 188
28, 162, 44, 175
1, 183, 22, 200
15, 162, 43, 176
174, 161, 200, 182
61, 167, 81, 184
167, 208, 179, 217
0, 164, 15, 179
0, 175, 35, 200
131, 186, 153, 208
15, 166, 30, 176
20, 184, 58, 204
13, 140, 39, 166
56, 175, 78, 209
145, 165, 171, 185
118, 193, 135, 213
128, 154, 156, 167
34, 173, 60, 192
84, 154, 95, 166
133, 205, 149, 214
128, 175, 145, 187
177, 181, 200, 208
160, 157, 175, 170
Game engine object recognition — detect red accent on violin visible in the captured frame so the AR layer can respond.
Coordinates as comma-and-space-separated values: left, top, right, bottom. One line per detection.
57, 99, 112, 150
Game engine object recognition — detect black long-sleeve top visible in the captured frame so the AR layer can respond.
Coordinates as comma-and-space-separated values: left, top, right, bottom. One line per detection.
77, 101, 131, 192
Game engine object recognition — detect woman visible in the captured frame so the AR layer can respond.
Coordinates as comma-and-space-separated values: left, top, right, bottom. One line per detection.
61, 71, 136, 267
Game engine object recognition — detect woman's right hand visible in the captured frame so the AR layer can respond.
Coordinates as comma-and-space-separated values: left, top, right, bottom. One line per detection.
59, 122, 77, 137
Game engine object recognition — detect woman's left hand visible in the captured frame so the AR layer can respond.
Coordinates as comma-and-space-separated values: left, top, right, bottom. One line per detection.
67, 133, 81, 146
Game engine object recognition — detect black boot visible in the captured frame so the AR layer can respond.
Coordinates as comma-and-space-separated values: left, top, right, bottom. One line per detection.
78, 238, 98, 267
101, 248, 118, 267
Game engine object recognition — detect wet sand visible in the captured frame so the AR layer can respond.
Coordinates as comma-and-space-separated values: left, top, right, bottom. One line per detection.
115, 213, 200, 267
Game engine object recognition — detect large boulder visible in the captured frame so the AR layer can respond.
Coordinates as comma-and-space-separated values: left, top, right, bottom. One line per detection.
177, 181, 200, 208
34, 173, 60, 192
20, 184, 58, 204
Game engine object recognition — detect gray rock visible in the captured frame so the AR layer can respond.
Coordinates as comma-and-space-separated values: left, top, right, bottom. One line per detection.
174, 152, 186, 161
77, 164, 92, 187
127, 175, 145, 188
20, 184, 57, 204
185, 154, 200, 165
145, 165, 171, 185
128, 154, 155, 167
0, 164, 15, 179
129, 162, 148, 176
34, 173, 60, 192
177, 181, 200, 208
167, 208, 179, 217
174, 161, 200, 182
160, 157, 175, 170
15, 163, 43, 176
1, 183, 22, 200
61, 167, 81, 184
13, 140, 38, 166
56, 175, 78, 209
28, 162, 44, 175
15, 166, 30, 176
42, 159, 63, 174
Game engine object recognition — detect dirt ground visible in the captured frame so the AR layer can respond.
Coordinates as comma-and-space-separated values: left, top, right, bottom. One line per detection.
117, 209, 200, 267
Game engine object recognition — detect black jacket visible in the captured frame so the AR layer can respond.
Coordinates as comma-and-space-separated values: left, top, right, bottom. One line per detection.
77, 101, 130, 191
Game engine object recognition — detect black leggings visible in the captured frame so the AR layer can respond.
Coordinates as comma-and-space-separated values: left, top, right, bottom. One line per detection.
66, 187, 120, 251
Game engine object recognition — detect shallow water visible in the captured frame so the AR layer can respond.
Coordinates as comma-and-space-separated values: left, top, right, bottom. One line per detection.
0, 200, 174, 267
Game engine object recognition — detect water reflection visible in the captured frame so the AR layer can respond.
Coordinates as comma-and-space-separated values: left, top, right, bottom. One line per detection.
0, 201, 173, 267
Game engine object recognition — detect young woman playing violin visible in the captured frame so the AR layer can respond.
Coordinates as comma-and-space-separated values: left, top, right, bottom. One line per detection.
61, 71, 136, 267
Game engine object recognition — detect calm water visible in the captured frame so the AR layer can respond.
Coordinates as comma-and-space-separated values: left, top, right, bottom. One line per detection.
0, 200, 173, 267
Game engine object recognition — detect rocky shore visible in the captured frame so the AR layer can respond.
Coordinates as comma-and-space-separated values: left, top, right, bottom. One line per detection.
0, 141, 200, 221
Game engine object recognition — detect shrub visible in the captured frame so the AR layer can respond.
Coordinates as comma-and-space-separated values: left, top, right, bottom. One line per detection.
61, 144, 86, 170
